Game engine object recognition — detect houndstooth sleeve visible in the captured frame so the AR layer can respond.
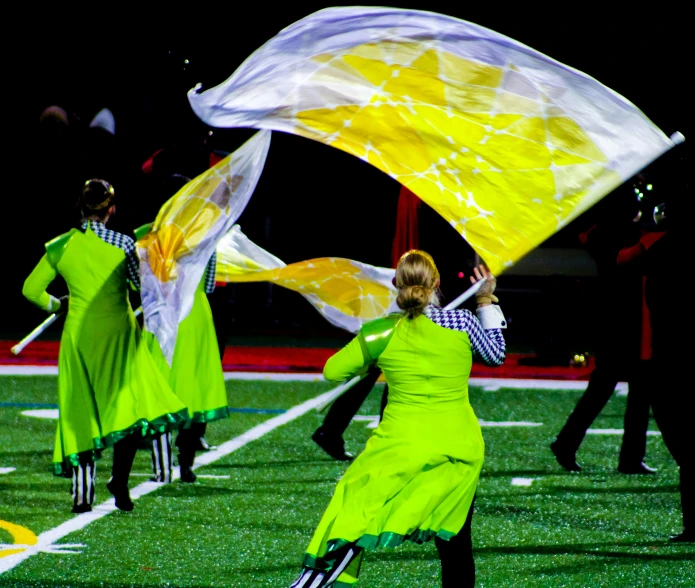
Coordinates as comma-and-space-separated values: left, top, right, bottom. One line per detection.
204, 252, 217, 294
424, 306, 506, 366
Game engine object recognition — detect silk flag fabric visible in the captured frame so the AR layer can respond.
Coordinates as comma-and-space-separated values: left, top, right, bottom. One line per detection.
137, 130, 271, 362
216, 225, 399, 333
188, 6, 681, 276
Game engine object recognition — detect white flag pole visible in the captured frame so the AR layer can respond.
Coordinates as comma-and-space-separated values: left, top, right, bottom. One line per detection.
12, 306, 144, 355
11, 313, 62, 355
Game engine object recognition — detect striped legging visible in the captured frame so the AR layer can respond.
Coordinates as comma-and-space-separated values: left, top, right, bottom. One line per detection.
71, 462, 96, 509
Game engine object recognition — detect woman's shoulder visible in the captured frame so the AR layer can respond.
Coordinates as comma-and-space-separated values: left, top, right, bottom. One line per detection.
45, 229, 80, 267
360, 312, 403, 337
423, 306, 476, 332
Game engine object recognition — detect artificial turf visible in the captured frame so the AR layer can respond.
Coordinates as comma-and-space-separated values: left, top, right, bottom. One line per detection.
0, 375, 692, 587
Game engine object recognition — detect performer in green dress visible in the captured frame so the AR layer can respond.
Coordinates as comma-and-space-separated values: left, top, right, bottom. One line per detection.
135, 175, 229, 484
22, 179, 188, 513
289, 250, 507, 587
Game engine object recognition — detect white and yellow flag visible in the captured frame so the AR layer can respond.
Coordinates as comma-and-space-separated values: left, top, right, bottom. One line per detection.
216, 225, 398, 333
189, 6, 681, 276
137, 131, 271, 362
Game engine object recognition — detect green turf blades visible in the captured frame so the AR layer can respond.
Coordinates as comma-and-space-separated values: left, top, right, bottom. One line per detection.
0, 376, 692, 587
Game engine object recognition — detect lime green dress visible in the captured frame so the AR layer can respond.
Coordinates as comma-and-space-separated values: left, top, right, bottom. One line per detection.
135, 223, 228, 427
22, 225, 189, 476
303, 306, 506, 585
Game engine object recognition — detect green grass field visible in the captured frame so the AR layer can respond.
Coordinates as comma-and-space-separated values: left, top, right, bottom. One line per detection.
0, 374, 693, 587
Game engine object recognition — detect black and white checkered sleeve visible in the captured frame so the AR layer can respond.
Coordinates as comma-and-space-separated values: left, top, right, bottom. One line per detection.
204, 251, 217, 294
424, 306, 506, 366
87, 221, 141, 289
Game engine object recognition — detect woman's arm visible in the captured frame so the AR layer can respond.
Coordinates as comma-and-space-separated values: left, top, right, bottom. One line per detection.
469, 306, 506, 366
22, 255, 61, 313
204, 251, 217, 294
323, 335, 372, 382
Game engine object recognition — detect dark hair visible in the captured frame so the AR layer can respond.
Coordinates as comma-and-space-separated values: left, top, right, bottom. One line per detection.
79, 179, 115, 219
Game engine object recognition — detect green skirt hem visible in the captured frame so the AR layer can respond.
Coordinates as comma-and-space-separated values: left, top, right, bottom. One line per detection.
101, 408, 190, 448
52, 444, 105, 478
52, 409, 189, 477
182, 406, 230, 427
303, 528, 456, 569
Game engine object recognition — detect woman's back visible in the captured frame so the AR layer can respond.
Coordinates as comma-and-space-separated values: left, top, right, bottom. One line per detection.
51, 226, 132, 324
378, 313, 474, 407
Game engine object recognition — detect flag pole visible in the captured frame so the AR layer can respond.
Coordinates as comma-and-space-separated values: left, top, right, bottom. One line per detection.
11, 313, 63, 355
315, 277, 488, 413
11, 306, 144, 356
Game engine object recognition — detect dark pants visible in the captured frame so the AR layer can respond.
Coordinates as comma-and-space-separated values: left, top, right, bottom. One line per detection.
650, 371, 694, 530
111, 432, 140, 489
555, 360, 651, 466
436, 496, 476, 587
319, 367, 384, 438
176, 422, 208, 468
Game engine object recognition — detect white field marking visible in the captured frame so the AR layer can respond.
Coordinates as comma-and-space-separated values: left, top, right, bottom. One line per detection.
0, 385, 340, 574
0, 366, 323, 381
130, 473, 231, 480
353, 416, 544, 429
352, 415, 380, 429
511, 478, 537, 486
0, 366, 58, 376
224, 372, 324, 381
470, 377, 628, 395
587, 429, 662, 436
0, 367, 622, 394
478, 420, 543, 427
0, 468, 16, 475
21, 409, 58, 420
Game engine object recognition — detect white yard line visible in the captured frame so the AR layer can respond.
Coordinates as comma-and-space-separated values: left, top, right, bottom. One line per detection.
511, 477, 537, 486
0, 385, 339, 574
587, 429, 662, 436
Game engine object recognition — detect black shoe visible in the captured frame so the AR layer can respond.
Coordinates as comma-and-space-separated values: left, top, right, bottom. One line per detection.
669, 528, 695, 543
71, 503, 92, 514
617, 462, 657, 475
312, 429, 354, 461
180, 465, 197, 483
106, 479, 134, 511
550, 440, 581, 472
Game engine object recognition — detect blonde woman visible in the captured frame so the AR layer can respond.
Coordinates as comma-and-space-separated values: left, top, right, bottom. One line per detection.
290, 250, 507, 587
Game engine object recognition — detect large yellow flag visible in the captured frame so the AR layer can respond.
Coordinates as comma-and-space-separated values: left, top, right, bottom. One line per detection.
137, 131, 271, 362
189, 6, 682, 276
216, 225, 398, 333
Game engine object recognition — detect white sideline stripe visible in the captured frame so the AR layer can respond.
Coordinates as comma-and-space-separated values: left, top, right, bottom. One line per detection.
0, 367, 626, 394
0, 467, 16, 475
0, 366, 59, 375
224, 372, 324, 381
0, 386, 339, 575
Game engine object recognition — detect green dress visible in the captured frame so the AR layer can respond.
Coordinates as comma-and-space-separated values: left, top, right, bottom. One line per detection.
135, 223, 228, 427
304, 306, 506, 585
22, 224, 189, 476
